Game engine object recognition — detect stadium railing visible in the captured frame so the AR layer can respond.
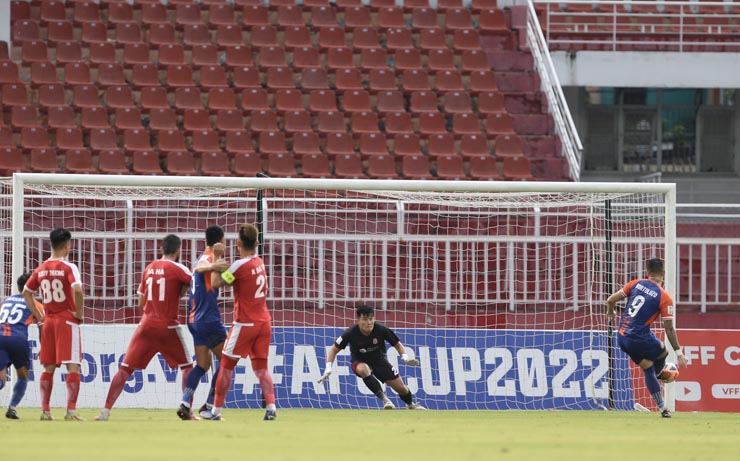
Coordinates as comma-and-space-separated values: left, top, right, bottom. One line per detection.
526, 0, 584, 181
535, 0, 740, 52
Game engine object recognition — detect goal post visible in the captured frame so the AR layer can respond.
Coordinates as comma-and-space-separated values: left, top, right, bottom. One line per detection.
4, 173, 677, 411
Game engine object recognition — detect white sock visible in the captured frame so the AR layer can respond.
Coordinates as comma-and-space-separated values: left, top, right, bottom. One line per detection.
266, 403, 276, 412
212, 406, 222, 416
180, 401, 190, 408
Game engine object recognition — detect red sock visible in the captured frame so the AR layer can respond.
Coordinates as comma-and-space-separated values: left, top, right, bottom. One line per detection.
40, 372, 53, 412
105, 369, 131, 410
254, 369, 276, 406
66, 372, 81, 411
214, 357, 237, 408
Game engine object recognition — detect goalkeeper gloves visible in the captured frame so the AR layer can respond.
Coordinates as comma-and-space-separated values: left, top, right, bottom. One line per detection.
401, 353, 420, 366
317, 362, 333, 384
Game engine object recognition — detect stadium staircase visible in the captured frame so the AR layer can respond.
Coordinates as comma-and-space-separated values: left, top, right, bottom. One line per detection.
0, 0, 571, 181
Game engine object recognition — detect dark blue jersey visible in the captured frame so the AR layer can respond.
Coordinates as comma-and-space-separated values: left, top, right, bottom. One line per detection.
187, 250, 222, 325
1, 294, 42, 340
617, 279, 674, 338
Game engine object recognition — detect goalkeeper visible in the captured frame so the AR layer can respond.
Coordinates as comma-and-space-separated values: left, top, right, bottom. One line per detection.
317, 305, 425, 410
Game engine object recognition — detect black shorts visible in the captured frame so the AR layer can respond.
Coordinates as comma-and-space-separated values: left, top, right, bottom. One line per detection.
352, 358, 400, 382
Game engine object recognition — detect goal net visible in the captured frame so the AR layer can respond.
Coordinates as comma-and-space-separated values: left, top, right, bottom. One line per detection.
2, 174, 676, 412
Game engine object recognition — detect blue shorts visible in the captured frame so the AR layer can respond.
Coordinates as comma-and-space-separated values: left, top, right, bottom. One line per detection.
188, 321, 227, 349
0, 336, 31, 370
617, 333, 666, 364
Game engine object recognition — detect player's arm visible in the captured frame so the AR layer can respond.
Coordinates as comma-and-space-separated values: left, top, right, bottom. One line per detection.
211, 263, 234, 289
22, 289, 44, 324
318, 345, 341, 384
662, 318, 688, 367
72, 284, 84, 322
606, 290, 626, 321
393, 341, 420, 366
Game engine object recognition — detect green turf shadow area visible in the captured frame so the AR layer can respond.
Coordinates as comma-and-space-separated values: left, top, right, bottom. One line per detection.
2, 409, 738, 461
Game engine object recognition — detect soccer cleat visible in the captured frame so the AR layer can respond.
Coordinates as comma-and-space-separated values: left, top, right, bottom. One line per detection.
64, 411, 85, 421
407, 403, 426, 410
661, 409, 672, 418
382, 396, 395, 410
94, 411, 110, 421
40, 411, 54, 421
199, 409, 221, 420
176, 403, 200, 421
5, 407, 20, 420
263, 409, 277, 421
198, 403, 213, 418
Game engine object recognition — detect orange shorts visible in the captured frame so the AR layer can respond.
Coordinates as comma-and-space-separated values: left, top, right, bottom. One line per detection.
122, 322, 192, 370
222, 321, 271, 360
39, 316, 83, 366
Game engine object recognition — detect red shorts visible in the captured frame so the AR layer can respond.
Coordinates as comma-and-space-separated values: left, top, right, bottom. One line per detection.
222, 321, 271, 360
122, 322, 192, 370
39, 316, 82, 366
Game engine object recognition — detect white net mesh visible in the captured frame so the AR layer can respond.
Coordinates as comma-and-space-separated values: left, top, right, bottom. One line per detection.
2, 177, 672, 411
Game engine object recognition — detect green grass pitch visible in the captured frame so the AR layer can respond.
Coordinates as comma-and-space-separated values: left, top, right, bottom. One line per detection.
2, 409, 738, 461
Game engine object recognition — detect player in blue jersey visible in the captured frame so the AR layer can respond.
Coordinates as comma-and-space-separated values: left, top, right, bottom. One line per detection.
607, 258, 689, 418
0, 273, 45, 419
177, 225, 230, 420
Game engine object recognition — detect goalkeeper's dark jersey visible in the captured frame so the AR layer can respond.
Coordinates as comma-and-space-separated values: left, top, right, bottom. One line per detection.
335, 322, 400, 363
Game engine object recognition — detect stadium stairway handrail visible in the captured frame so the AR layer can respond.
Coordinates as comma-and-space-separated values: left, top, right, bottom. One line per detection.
526, 0, 584, 181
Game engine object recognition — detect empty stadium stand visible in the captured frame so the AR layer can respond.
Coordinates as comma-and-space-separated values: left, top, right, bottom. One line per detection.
0, 0, 572, 179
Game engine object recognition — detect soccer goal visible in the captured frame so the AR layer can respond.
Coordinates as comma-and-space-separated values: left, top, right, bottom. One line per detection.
2, 173, 677, 412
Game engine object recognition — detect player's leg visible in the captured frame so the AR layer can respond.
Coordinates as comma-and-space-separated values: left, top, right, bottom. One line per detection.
200, 340, 225, 418
6, 338, 32, 419
351, 361, 391, 408
211, 325, 248, 420
637, 336, 670, 417
96, 326, 155, 421
156, 326, 196, 420
38, 317, 59, 420
181, 323, 208, 410
60, 320, 84, 421
252, 322, 276, 421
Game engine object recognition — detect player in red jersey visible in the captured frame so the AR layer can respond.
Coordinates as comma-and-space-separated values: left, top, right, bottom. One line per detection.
23, 228, 85, 421
95, 234, 195, 421
209, 224, 276, 421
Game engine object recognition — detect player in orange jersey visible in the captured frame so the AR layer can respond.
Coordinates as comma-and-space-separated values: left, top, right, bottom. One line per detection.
209, 224, 276, 421
23, 228, 85, 421
95, 234, 194, 421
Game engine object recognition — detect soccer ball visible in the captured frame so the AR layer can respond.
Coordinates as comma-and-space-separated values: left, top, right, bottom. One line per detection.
658, 362, 679, 383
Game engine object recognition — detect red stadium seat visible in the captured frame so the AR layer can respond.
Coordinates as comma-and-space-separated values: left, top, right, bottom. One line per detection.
452, 113, 482, 137
317, 112, 347, 134
401, 70, 431, 92
257, 131, 287, 155
191, 130, 220, 153
384, 112, 413, 136
97, 64, 127, 88
350, 112, 380, 135
174, 88, 203, 112
0, 62, 20, 84
386, 28, 414, 51
47, 107, 77, 130
309, 7, 338, 29
108, 3, 136, 27
232, 68, 261, 89
368, 69, 397, 93
140, 88, 171, 113
266, 67, 295, 90
461, 50, 490, 73
209, 5, 236, 28
158, 44, 186, 67
427, 133, 456, 159
131, 64, 161, 88
47, 21, 74, 46
225, 46, 254, 69
427, 49, 456, 73
259, 46, 288, 69
443, 92, 473, 114
1, 84, 28, 107
394, 133, 422, 156
460, 134, 491, 160
435, 155, 466, 180
435, 70, 464, 92
183, 109, 212, 132
353, 28, 381, 50
334, 153, 366, 179
250, 111, 279, 133
326, 48, 355, 71
40, 2, 65, 24
300, 153, 331, 178
283, 111, 313, 134
376, 91, 405, 114
232, 152, 262, 177
318, 27, 346, 50
123, 44, 152, 67
503, 156, 533, 181
29, 149, 59, 173
301, 68, 330, 91
293, 132, 322, 156
215, 25, 244, 48
157, 130, 188, 153
0, 148, 26, 176
378, 8, 404, 30
335, 69, 364, 92
242, 5, 270, 29
215, 109, 245, 132
122, 129, 152, 152
277, 5, 304, 27
394, 49, 423, 72
479, 9, 509, 35
360, 49, 389, 72
418, 112, 447, 137
241, 89, 270, 112
284, 26, 312, 49
208, 88, 238, 111
81, 22, 108, 45
141, 3, 169, 27
21, 41, 48, 65
344, 7, 371, 29
265, 153, 297, 177
175, 4, 202, 28
309, 90, 338, 112
410, 91, 439, 113
89, 43, 117, 66
97, 149, 130, 174
150, 24, 178, 47
453, 30, 481, 52
251, 26, 279, 48
201, 151, 231, 176
192, 45, 220, 67
469, 155, 501, 180
55, 42, 83, 66
359, 133, 388, 158
294, 47, 322, 70
485, 113, 516, 137
200, 65, 229, 89
495, 134, 524, 158
469, 71, 498, 94
411, 8, 438, 31
166, 65, 194, 88
64, 148, 95, 174
275, 89, 304, 112
343, 91, 372, 113
56, 128, 85, 151
445, 8, 473, 31
419, 29, 448, 53
114, 108, 144, 131
131, 151, 163, 175
326, 133, 354, 157
11, 106, 41, 130
225, 132, 255, 155
367, 155, 398, 179
166, 151, 198, 175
